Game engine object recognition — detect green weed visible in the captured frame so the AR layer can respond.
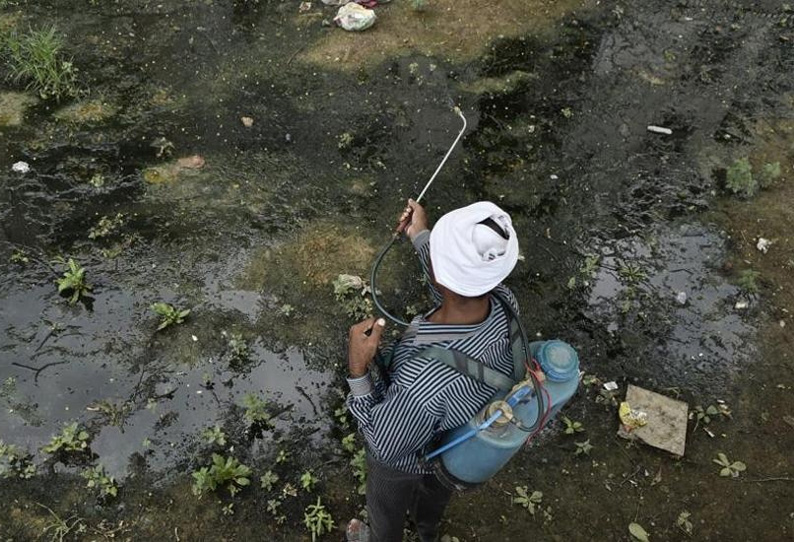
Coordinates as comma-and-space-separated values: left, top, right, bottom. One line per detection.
725, 157, 758, 197
260, 470, 279, 491
713, 452, 746, 477
191, 454, 251, 497
1, 25, 78, 100
737, 269, 761, 294
88, 213, 125, 240
151, 302, 190, 331
561, 416, 584, 434
332, 274, 373, 320
677, 511, 694, 535
341, 433, 357, 453
0, 440, 35, 479
227, 332, 249, 361
81, 464, 118, 499
41, 422, 90, 455
758, 161, 782, 187
350, 448, 366, 495
55, 258, 91, 305
513, 486, 543, 515
241, 393, 272, 427
574, 439, 593, 456
304, 497, 335, 542
300, 470, 318, 492
37, 503, 85, 542
201, 425, 227, 447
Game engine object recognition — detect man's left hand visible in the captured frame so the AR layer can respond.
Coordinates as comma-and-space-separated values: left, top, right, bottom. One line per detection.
348, 317, 386, 378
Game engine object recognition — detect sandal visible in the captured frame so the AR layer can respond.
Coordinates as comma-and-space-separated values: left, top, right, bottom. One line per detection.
346, 519, 371, 542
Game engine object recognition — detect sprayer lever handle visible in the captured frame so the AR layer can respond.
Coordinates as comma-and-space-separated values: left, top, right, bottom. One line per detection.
395, 206, 414, 235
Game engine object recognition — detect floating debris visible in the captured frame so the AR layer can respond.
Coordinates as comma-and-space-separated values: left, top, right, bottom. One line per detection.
11, 161, 30, 173
647, 125, 673, 135
617, 384, 688, 456
334, 3, 376, 31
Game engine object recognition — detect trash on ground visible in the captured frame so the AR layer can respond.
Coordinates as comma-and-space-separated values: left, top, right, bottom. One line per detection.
756, 237, 770, 253
603, 381, 619, 391
299, 1, 312, 12
334, 2, 376, 31
617, 384, 688, 456
11, 161, 30, 173
322, 0, 349, 5
675, 291, 687, 305
619, 401, 648, 429
735, 299, 749, 310
647, 125, 673, 135
241, 116, 254, 127
176, 155, 206, 169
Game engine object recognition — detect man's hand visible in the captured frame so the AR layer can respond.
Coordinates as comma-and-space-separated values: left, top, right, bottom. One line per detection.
348, 317, 386, 378
398, 199, 428, 241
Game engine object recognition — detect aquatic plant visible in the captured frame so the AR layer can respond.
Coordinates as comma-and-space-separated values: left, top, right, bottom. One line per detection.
617, 262, 647, 284
512, 487, 543, 515
332, 274, 373, 320
737, 269, 761, 294
88, 213, 125, 240
227, 332, 249, 360
0, 440, 35, 479
191, 454, 251, 497
241, 393, 272, 427
260, 470, 279, 491
86, 399, 132, 428
1, 25, 78, 100
55, 258, 91, 305
81, 464, 118, 499
201, 425, 227, 447
300, 470, 318, 492
303, 497, 335, 542
725, 157, 757, 197
151, 302, 190, 331
713, 452, 746, 478
561, 416, 584, 434
42, 422, 90, 454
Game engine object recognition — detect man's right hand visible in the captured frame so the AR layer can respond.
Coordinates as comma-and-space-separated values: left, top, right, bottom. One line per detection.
399, 198, 428, 241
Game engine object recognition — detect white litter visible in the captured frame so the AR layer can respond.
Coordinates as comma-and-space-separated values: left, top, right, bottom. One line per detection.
735, 300, 749, 310
603, 381, 619, 391
322, 0, 349, 5
334, 2, 376, 31
675, 291, 687, 305
756, 238, 770, 253
12, 161, 30, 173
647, 125, 673, 135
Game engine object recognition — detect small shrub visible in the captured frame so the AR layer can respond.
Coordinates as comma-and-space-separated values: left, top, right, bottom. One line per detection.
41, 422, 90, 454
151, 302, 190, 331
55, 258, 92, 304
191, 454, 251, 497
725, 157, 758, 197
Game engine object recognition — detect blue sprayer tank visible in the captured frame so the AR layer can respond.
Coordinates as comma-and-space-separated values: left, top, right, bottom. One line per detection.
432, 340, 580, 488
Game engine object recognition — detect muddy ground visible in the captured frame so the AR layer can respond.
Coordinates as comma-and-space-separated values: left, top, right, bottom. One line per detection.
0, 0, 792, 540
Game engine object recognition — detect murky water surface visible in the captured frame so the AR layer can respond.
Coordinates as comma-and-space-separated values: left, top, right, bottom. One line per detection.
1, 0, 793, 540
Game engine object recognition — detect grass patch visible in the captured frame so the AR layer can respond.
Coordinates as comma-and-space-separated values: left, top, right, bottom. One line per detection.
1, 24, 78, 100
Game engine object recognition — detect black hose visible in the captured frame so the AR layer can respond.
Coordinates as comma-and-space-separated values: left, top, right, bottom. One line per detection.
370, 233, 411, 327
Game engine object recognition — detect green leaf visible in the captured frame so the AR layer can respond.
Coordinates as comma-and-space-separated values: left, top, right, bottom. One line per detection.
720, 467, 732, 477
629, 522, 650, 542
731, 461, 746, 472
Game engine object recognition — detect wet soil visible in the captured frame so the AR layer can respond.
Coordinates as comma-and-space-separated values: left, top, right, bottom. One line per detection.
1, 0, 793, 540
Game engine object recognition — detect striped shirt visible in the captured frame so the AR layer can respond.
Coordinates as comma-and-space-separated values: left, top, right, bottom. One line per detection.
347, 230, 518, 474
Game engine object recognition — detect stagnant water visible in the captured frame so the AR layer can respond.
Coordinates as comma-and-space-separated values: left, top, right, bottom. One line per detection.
1, 0, 793, 540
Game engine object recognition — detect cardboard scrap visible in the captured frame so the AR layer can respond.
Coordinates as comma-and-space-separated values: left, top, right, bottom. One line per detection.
617, 384, 688, 456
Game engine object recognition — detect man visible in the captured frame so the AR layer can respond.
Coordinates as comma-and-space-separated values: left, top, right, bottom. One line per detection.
345, 199, 521, 542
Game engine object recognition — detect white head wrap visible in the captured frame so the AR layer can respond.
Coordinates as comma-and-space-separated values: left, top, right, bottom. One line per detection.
429, 201, 519, 297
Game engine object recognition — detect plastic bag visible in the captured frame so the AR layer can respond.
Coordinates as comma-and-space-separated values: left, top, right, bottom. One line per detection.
334, 3, 376, 31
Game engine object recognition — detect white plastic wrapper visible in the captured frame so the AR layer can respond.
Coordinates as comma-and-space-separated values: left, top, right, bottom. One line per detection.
322, 0, 350, 5
12, 161, 30, 173
334, 3, 376, 31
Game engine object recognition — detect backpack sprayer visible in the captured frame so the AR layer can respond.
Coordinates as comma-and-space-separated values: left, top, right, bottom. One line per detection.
367, 106, 580, 490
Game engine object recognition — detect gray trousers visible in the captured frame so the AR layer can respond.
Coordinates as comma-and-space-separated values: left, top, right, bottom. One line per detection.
366, 454, 454, 542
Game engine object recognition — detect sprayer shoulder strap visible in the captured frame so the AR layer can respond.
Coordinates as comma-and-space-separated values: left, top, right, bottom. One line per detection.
491, 290, 530, 383
419, 346, 516, 392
